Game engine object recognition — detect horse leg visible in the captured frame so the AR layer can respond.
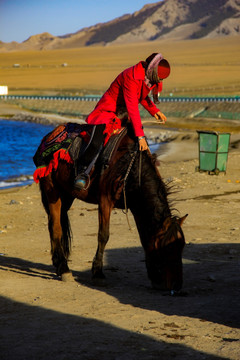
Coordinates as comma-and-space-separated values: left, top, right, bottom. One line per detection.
92, 201, 113, 279
40, 178, 73, 278
48, 200, 70, 276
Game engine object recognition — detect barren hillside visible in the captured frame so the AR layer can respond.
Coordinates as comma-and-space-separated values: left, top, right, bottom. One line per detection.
1, 0, 239, 52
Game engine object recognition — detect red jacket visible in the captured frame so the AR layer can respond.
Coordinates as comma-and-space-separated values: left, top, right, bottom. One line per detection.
86, 61, 161, 137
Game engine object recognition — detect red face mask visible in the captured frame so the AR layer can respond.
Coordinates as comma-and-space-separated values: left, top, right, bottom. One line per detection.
158, 59, 171, 80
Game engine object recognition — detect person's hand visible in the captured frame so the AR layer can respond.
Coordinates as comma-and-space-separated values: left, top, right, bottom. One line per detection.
154, 111, 167, 124
138, 136, 148, 151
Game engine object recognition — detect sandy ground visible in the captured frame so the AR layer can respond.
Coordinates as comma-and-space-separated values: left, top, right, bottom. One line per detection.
0, 104, 240, 359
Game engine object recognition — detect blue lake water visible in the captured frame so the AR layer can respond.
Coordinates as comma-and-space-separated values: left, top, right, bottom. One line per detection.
0, 119, 54, 189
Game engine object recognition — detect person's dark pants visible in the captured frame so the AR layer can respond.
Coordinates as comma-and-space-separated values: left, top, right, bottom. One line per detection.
76, 124, 106, 177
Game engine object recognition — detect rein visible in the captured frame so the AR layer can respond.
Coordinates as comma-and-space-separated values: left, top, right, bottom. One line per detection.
122, 150, 141, 230
122, 148, 153, 230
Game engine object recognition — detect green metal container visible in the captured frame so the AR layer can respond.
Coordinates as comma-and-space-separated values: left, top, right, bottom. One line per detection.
197, 131, 231, 174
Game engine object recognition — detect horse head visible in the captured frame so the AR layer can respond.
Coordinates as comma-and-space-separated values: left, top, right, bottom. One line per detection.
145, 214, 188, 291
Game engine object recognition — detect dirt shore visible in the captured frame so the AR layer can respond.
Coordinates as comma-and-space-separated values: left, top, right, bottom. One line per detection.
0, 104, 240, 359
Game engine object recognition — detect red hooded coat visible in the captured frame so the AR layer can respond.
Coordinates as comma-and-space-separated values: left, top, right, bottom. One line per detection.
86, 61, 161, 137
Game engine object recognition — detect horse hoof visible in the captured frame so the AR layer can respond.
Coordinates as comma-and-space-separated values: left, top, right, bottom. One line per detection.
61, 271, 74, 282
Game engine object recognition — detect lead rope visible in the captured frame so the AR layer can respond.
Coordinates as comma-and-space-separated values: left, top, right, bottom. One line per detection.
122, 150, 138, 230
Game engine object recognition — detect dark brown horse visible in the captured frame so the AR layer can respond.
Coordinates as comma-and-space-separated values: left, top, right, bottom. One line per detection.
38, 126, 187, 291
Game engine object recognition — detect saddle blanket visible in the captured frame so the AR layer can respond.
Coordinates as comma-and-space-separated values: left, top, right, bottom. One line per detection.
33, 120, 121, 183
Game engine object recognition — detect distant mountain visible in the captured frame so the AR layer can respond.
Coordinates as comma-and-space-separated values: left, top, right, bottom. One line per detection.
1, 0, 240, 52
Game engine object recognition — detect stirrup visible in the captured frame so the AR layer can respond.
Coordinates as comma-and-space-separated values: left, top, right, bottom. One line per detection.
74, 174, 90, 191
74, 178, 86, 190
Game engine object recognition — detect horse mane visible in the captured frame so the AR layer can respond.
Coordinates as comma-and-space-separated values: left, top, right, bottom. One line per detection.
109, 140, 175, 237
132, 151, 173, 234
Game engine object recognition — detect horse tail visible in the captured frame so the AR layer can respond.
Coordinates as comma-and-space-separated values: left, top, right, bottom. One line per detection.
39, 181, 72, 259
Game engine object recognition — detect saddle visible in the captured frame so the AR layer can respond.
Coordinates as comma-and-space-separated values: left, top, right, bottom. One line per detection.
33, 122, 128, 184
69, 125, 128, 175
100, 127, 127, 167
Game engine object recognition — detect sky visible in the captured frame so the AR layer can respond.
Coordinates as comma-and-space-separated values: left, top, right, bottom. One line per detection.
0, 0, 160, 43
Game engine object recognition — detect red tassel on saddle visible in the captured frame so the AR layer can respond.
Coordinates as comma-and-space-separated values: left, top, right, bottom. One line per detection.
33, 149, 73, 183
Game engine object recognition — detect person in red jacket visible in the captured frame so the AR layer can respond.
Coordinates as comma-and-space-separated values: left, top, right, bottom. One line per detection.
74, 52, 170, 190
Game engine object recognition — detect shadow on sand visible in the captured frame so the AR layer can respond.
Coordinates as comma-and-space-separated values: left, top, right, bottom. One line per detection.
1, 242, 239, 333
0, 294, 231, 360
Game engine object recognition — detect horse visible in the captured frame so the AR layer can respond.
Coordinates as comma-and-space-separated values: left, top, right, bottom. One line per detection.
37, 125, 187, 292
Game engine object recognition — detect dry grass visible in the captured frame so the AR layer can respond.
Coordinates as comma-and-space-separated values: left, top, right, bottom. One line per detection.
0, 37, 239, 96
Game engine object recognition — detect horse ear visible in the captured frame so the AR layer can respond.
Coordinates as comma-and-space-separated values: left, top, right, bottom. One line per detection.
177, 214, 188, 226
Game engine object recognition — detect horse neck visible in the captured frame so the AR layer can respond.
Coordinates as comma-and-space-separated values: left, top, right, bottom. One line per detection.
128, 152, 171, 237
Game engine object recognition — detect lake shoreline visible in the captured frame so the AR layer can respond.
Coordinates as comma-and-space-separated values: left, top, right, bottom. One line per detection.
1, 102, 240, 179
